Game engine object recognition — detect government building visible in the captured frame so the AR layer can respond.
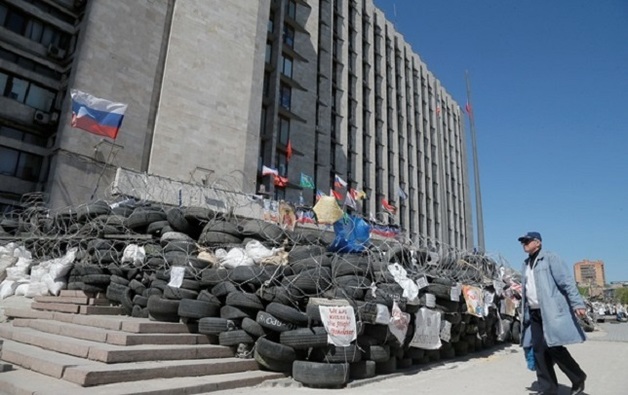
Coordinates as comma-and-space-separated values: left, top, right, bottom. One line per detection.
0, 0, 474, 251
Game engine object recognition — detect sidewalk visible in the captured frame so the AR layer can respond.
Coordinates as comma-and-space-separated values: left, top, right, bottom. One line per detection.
215, 324, 628, 395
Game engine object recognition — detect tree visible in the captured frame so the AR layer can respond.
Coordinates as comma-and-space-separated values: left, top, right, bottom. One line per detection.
614, 288, 628, 305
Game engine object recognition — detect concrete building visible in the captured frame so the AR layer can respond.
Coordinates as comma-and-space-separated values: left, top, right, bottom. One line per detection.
574, 259, 606, 287
0, 0, 474, 251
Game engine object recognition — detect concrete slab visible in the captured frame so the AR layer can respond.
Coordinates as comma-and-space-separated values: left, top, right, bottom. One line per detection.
0, 367, 284, 395
87, 343, 234, 363
3, 308, 53, 320
63, 358, 259, 386
105, 332, 212, 346
120, 320, 196, 334
78, 305, 124, 315
34, 296, 90, 305
0, 340, 98, 379
8, 326, 95, 358
31, 302, 80, 314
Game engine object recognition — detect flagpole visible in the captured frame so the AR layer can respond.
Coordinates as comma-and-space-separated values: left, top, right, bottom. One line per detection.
465, 70, 485, 252
90, 137, 117, 201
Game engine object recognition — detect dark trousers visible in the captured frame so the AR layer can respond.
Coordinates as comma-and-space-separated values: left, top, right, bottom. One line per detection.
530, 309, 586, 393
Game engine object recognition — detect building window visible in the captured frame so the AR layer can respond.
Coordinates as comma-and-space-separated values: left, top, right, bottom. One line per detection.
265, 42, 272, 63
268, 12, 274, 33
0, 146, 43, 182
263, 72, 270, 97
285, 0, 297, 19
0, 71, 56, 112
281, 54, 293, 78
278, 116, 290, 145
279, 83, 291, 110
283, 24, 295, 48
276, 152, 288, 177
0, 126, 47, 147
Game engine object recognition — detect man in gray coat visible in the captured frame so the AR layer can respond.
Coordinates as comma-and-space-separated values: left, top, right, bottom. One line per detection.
519, 231, 587, 395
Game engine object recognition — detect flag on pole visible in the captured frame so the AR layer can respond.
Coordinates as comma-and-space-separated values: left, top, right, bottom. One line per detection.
316, 189, 326, 201
300, 173, 315, 189
330, 188, 343, 201
334, 175, 347, 189
274, 175, 289, 187
465, 101, 474, 120
397, 186, 408, 200
262, 165, 279, 176
70, 89, 128, 139
344, 192, 357, 210
286, 139, 293, 161
350, 188, 367, 200
381, 198, 397, 215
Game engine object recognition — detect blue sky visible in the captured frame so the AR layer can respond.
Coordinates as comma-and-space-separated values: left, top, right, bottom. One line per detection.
373, 0, 628, 281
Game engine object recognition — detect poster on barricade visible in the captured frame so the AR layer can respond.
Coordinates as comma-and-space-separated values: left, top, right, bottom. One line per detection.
462, 285, 485, 317
409, 307, 442, 350
319, 305, 357, 346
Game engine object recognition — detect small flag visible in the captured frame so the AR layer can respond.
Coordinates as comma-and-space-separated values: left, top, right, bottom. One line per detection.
330, 188, 343, 201
70, 89, 128, 139
262, 165, 279, 176
350, 188, 367, 200
334, 175, 347, 189
397, 186, 408, 200
381, 198, 397, 215
300, 173, 315, 189
344, 192, 357, 210
286, 139, 293, 161
297, 210, 316, 224
316, 189, 326, 201
465, 101, 474, 120
274, 175, 289, 187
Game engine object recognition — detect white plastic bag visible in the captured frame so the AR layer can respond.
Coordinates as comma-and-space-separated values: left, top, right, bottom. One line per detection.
0, 280, 18, 299
388, 301, 410, 344
122, 244, 146, 267
220, 248, 254, 269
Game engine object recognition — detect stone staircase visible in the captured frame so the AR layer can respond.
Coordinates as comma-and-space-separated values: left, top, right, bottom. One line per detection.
0, 305, 284, 394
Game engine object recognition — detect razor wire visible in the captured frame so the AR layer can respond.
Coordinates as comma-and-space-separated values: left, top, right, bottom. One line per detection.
0, 174, 514, 306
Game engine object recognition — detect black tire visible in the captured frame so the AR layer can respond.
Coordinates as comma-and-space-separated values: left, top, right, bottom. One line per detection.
280, 327, 327, 349
375, 357, 397, 374
80, 274, 111, 285
202, 220, 240, 236
166, 208, 192, 235
221, 305, 254, 320
163, 285, 199, 300
178, 298, 220, 319
225, 291, 264, 311
198, 317, 236, 335
147, 295, 180, 322
292, 361, 350, 388
255, 337, 296, 362
241, 317, 265, 338
201, 268, 230, 287
350, 360, 376, 379
218, 330, 254, 346
229, 265, 275, 287
363, 344, 390, 362
211, 281, 237, 298
312, 344, 362, 363
265, 302, 308, 326
196, 290, 221, 306
198, 231, 242, 245
288, 245, 328, 263
146, 220, 170, 236
256, 311, 297, 332
133, 295, 148, 307
128, 279, 146, 295
254, 349, 293, 373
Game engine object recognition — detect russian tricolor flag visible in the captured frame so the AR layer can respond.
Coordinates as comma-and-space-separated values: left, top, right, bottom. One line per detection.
70, 89, 128, 139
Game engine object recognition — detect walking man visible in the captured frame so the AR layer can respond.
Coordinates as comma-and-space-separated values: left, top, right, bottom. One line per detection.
518, 231, 587, 395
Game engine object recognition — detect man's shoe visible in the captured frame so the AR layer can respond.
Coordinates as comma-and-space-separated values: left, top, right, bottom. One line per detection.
571, 380, 585, 395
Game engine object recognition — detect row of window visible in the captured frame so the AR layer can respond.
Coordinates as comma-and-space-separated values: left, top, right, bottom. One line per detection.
0, 3, 70, 50
0, 125, 48, 147
0, 71, 56, 111
0, 145, 44, 182
0, 47, 63, 80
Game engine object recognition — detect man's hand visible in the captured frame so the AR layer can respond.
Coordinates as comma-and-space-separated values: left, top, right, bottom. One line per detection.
574, 308, 587, 318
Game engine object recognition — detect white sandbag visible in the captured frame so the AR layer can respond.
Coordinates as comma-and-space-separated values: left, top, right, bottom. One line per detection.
5, 265, 29, 282
48, 248, 77, 280
25, 281, 49, 298
14, 282, 30, 297
121, 244, 146, 267
220, 248, 254, 269
0, 280, 18, 299
245, 240, 281, 263
42, 273, 65, 296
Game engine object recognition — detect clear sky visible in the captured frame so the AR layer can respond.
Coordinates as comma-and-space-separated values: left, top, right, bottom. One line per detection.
373, 0, 628, 281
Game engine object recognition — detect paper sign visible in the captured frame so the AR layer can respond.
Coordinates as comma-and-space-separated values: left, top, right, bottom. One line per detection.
389, 301, 410, 345
416, 275, 428, 289
410, 307, 442, 350
425, 293, 436, 308
319, 305, 357, 347
461, 285, 485, 317
440, 320, 452, 342
450, 285, 460, 302
168, 266, 185, 288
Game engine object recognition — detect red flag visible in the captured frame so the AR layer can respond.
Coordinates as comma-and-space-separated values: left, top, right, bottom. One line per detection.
286, 139, 293, 161
381, 198, 397, 215
274, 175, 289, 187
330, 188, 343, 201
465, 101, 474, 120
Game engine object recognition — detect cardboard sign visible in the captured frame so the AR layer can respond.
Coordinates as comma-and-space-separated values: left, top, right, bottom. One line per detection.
319, 305, 357, 347
416, 275, 429, 289
462, 285, 485, 317
440, 320, 452, 342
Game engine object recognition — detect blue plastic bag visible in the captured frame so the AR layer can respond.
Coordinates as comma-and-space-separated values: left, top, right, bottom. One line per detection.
327, 214, 371, 253
524, 347, 535, 371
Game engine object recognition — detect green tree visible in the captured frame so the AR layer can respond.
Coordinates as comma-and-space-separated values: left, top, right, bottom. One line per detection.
578, 286, 589, 298
614, 288, 628, 305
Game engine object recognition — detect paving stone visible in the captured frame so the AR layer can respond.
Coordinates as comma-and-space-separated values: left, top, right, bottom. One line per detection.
79, 305, 124, 315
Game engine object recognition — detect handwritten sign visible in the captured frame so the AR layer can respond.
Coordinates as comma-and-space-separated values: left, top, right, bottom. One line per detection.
410, 307, 442, 350
319, 305, 357, 346
440, 320, 452, 342
416, 275, 429, 289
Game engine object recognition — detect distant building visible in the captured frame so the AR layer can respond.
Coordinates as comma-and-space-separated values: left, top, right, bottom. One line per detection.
574, 260, 606, 287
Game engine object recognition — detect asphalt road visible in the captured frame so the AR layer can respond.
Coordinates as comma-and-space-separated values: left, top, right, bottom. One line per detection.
214, 322, 628, 395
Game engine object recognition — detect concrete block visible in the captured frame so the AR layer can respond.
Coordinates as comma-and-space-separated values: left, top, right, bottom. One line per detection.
87, 343, 232, 363
32, 302, 80, 314
0, 341, 95, 379
79, 305, 124, 315
34, 296, 90, 304
105, 332, 209, 346
71, 315, 123, 330
3, 308, 53, 320
26, 319, 109, 343
120, 320, 193, 334
11, 327, 93, 358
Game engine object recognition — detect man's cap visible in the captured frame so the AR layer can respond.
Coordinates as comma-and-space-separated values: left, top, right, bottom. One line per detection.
517, 231, 542, 242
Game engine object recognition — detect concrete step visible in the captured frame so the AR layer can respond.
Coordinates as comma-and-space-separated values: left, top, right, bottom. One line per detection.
12, 318, 212, 345
0, 326, 232, 363
0, 365, 284, 394
0, 340, 263, 386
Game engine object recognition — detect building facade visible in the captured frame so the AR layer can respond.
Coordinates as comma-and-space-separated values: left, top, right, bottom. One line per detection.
574, 259, 606, 287
0, 0, 474, 251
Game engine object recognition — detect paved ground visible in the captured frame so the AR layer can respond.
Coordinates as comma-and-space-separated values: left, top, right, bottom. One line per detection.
214, 322, 628, 395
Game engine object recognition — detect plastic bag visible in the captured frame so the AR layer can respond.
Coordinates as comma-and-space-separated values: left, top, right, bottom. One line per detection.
328, 215, 371, 253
